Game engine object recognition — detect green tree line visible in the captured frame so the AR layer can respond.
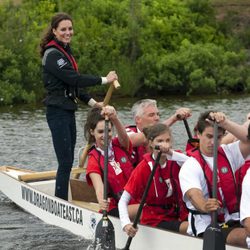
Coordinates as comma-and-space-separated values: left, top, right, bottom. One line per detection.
0, 0, 250, 105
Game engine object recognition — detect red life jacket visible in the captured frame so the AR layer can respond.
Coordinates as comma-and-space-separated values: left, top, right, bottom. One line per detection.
185, 137, 200, 153
188, 148, 239, 215
88, 139, 134, 201
125, 125, 147, 167
141, 153, 188, 225
46, 40, 78, 71
235, 160, 250, 197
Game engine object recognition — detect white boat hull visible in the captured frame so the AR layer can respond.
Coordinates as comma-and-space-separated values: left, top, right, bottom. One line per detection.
0, 167, 246, 250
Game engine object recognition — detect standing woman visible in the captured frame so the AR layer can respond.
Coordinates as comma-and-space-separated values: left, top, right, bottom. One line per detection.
40, 12, 118, 200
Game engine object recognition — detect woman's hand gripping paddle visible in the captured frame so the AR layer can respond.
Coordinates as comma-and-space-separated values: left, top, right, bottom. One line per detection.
122, 147, 162, 250
93, 116, 116, 250
202, 122, 225, 250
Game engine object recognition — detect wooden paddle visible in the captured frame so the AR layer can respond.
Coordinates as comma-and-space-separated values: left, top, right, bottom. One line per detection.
202, 122, 225, 250
93, 116, 116, 250
103, 80, 120, 106
123, 147, 162, 250
73, 80, 120, 179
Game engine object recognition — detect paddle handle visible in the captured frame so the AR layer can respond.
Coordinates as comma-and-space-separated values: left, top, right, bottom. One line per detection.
103, 80, 120, 106
123, 150, 162, 250
177, 114, 193, 139
103, 117, 109, 217
102, 81, 120, 201
183, 119, 193, 139
212, 122, 218, 227
123, 237, 132, 250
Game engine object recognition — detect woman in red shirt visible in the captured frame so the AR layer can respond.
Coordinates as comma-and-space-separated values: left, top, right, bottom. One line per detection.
85, 106, 138, 218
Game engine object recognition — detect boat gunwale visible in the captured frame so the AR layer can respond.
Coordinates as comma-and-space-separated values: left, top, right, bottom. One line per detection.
0, 166, 247, 250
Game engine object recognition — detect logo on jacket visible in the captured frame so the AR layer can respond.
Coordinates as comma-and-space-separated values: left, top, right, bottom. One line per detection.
57, 58, 67, 68
110, 161, 122, 175
221, 167, 228, 174
121, 157, 127, 163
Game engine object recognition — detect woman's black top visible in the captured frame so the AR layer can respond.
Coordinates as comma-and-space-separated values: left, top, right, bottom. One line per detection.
42, 39, 102, 110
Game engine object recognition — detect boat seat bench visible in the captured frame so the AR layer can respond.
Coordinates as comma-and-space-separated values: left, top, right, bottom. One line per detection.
70, 178, 97, 203
70, 179, 99, 212
71, 200, 99, 212
18, 167, 85, 182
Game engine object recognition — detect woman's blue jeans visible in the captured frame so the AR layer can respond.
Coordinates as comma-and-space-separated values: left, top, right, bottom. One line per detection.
46, 106, 76, 200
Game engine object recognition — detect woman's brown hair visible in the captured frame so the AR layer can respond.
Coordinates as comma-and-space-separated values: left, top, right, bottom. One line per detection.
40, 12, 72, 57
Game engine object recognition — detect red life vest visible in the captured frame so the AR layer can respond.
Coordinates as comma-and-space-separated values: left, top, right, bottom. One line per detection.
88, 139, 134, 201
235, 160, 250, 197
125, 125, 147, 167
185, 137, 199, 153
46, 40, 78, 71
141, 153, 188, 225
188, 148, 239, 215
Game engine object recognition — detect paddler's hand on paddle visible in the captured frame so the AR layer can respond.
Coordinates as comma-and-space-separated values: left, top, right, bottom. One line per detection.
208, 112, 226, 126
124, 224, 138, 238
101, 105, 117, 121
99, 198, 110, 211
105, 71, 118, 83
152, 144, 173, 163
175, 107, 192, 121
158, 144, 173, 156
203, 198, 222, 213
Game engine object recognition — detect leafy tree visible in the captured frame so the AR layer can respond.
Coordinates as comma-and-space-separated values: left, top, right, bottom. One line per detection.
0, 0, 55, 104
0, 0, 249, 105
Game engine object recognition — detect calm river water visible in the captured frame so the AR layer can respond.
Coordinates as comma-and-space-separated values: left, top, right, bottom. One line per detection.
1, 95, 250, 249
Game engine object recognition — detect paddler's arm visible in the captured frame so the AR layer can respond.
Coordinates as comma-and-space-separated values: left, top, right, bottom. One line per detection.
186, 188, 221, 213
89, 173, 109, 211
103, 105, 130, 151
127, 132, 147, 147
118, 190, 138, 237
162, 107, 192, 127
209, 112, 250, 159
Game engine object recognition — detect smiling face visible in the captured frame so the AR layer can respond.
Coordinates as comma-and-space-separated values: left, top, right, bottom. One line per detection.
53, 19, 73, 45
90, 120, 113, 149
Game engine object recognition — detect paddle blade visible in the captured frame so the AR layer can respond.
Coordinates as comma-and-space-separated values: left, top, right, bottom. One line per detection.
93, 216, 116, 250
202, 224, 225, 250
